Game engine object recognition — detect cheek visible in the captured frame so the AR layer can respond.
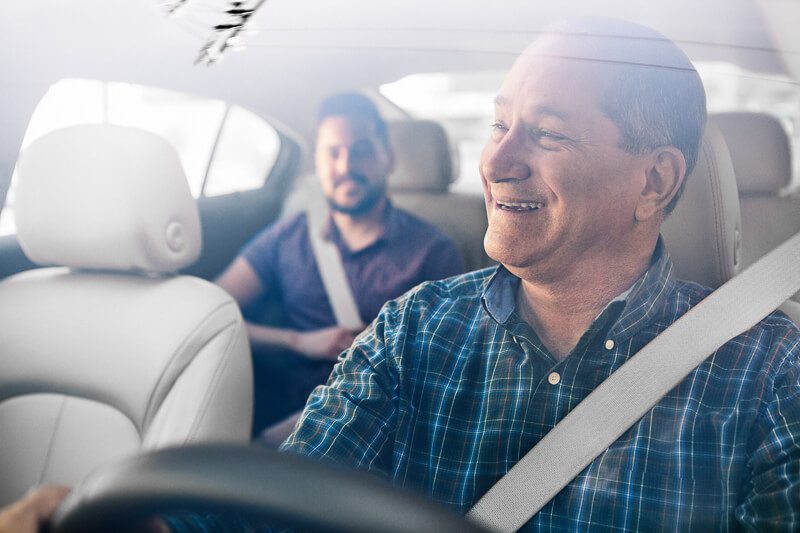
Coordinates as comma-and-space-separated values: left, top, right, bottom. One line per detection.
549, 155, 627, 202
317, 170, 336, 194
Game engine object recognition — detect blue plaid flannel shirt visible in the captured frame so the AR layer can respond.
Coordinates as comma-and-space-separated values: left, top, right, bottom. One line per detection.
281, 242, 800, 531
165, 242, 800, 531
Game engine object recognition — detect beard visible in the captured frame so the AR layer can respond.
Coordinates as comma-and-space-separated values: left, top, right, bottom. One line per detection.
326, 175, 387, 217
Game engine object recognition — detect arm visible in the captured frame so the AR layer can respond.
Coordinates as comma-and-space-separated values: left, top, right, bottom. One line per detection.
163, 310, 402, 532
280, 305, 399, 474
734, 334, 800, 531
217, 257, 355, 360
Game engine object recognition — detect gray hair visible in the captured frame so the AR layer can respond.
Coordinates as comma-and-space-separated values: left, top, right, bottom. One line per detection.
543, 18, 707, 215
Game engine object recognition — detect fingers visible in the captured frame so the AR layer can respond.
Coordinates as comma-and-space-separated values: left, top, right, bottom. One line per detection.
0, 485, 71, 533
27, 485, 71, 523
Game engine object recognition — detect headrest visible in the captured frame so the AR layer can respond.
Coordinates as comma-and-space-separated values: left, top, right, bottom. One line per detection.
662, 120, 742, 288
388, 120, 453, 193
712, 112, 791, 194
15, 125, 201, 273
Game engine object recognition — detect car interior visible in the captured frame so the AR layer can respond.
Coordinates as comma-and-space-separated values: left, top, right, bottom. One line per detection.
1, 0, 800, 530
0, 124, 252, 507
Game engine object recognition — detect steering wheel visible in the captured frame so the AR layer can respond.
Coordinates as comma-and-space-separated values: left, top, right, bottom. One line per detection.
50, 444, 489, 533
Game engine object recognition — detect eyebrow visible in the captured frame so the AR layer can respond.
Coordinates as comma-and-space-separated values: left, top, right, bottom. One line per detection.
493, 95, 571, 121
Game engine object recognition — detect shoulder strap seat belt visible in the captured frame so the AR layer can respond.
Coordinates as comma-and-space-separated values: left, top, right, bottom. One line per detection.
468, 231, 800, 532
306, 193, 365, 331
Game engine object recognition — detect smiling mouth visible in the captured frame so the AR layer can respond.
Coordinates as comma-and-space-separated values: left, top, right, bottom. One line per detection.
496, 200, 544, 212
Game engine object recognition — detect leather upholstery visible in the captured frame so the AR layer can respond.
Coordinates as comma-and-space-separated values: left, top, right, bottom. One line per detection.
712, 112, 800, 304
387, 120, 494, 271
15, 125, 201, 272
0, 125, 252, 505
388, 120, 454, 193
713, 112, 791, 194
662, 120, 742, 288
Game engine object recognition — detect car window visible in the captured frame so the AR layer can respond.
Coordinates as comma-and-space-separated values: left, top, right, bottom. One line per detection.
380, 62, 800, 193
0, 79, 282, 236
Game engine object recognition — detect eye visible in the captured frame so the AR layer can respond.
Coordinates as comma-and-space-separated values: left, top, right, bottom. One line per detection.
489, 121, 508, 140
532, 128, 565, 141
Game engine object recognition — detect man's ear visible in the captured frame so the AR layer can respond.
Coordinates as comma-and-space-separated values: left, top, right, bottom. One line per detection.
635, 147, 687, 222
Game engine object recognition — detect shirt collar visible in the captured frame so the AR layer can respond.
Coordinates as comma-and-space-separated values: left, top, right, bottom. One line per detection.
481, 238, 674, 340
321, 200, 397, 253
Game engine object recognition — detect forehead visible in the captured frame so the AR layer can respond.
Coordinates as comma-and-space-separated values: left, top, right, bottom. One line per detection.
497, 37, 617, 118
316, 114, 381, 146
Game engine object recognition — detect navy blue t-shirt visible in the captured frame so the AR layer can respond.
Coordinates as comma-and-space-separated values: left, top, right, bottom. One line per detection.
240, 203, 465, 331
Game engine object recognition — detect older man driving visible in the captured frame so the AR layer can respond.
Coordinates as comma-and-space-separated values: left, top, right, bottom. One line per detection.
5, 16, 799, 533
280, 17, 800, 531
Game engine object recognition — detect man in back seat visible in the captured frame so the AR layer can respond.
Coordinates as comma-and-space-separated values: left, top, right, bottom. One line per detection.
216, 92, 464, 442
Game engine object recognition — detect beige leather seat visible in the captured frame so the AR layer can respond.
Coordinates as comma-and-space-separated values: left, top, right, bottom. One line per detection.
387, 120, 494, 272
0, 125, 252, 505
662, 120, 741, 289
662, 119, 800, 324
713, 111, 800, 304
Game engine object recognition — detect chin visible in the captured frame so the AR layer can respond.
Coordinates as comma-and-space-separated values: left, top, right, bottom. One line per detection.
485, 231, 555, 274
485, 235, 528, 268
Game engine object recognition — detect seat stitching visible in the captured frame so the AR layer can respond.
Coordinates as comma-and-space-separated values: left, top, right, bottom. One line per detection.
37, 395, 68, 486
143, 316, 239, 445
183, 320, 243, 443
143, 300, 239, 430
706, 138, 726, 284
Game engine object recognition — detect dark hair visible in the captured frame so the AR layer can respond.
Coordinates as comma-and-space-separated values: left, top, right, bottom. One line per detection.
316, 92, 390, 148
542, 18, 707, 215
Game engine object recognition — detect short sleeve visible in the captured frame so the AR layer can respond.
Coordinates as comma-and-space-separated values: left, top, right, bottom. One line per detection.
240, 217, 294, 290
280, 299, 403, 475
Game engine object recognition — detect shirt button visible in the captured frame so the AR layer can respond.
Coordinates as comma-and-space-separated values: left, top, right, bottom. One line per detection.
604, 339, 615, 350
547, 372, 561, 385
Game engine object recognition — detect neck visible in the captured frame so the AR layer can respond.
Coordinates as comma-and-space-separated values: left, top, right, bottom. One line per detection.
331, 198, 389, 252
514, 239, 656, 360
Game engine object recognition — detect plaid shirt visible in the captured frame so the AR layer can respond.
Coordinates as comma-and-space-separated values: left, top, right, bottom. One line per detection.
280, 242, 800, 531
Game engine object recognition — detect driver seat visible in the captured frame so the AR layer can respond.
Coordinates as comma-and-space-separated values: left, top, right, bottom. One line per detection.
0, 125, 253, 505
661, 118, 800, 324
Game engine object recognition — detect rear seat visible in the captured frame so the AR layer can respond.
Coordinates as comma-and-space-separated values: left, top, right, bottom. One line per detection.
387, 120, 494, 272
712, 112, 800, 307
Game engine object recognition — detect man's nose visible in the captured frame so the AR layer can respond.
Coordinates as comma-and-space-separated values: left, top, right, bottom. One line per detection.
481, 128, 531, 183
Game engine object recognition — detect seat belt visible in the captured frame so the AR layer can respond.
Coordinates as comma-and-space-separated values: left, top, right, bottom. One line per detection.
467, 231, 800, 533
306, 192, 365, 331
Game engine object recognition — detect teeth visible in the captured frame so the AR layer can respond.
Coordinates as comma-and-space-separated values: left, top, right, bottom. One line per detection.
498, 201, 543, 210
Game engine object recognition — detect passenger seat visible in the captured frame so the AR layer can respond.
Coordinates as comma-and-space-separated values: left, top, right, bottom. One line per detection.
387, 120, 494, 272
0, 125, 253, 505
713, 112, 800, 304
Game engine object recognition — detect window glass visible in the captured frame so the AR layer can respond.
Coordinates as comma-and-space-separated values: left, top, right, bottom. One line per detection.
380, 72, 499, 194
21, 79, 106, 142
0, 79, 282, 236
696, 62, 800, 188
380, 65, 800, 192
107, 82, 227, 197
204, 105, 281, 197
